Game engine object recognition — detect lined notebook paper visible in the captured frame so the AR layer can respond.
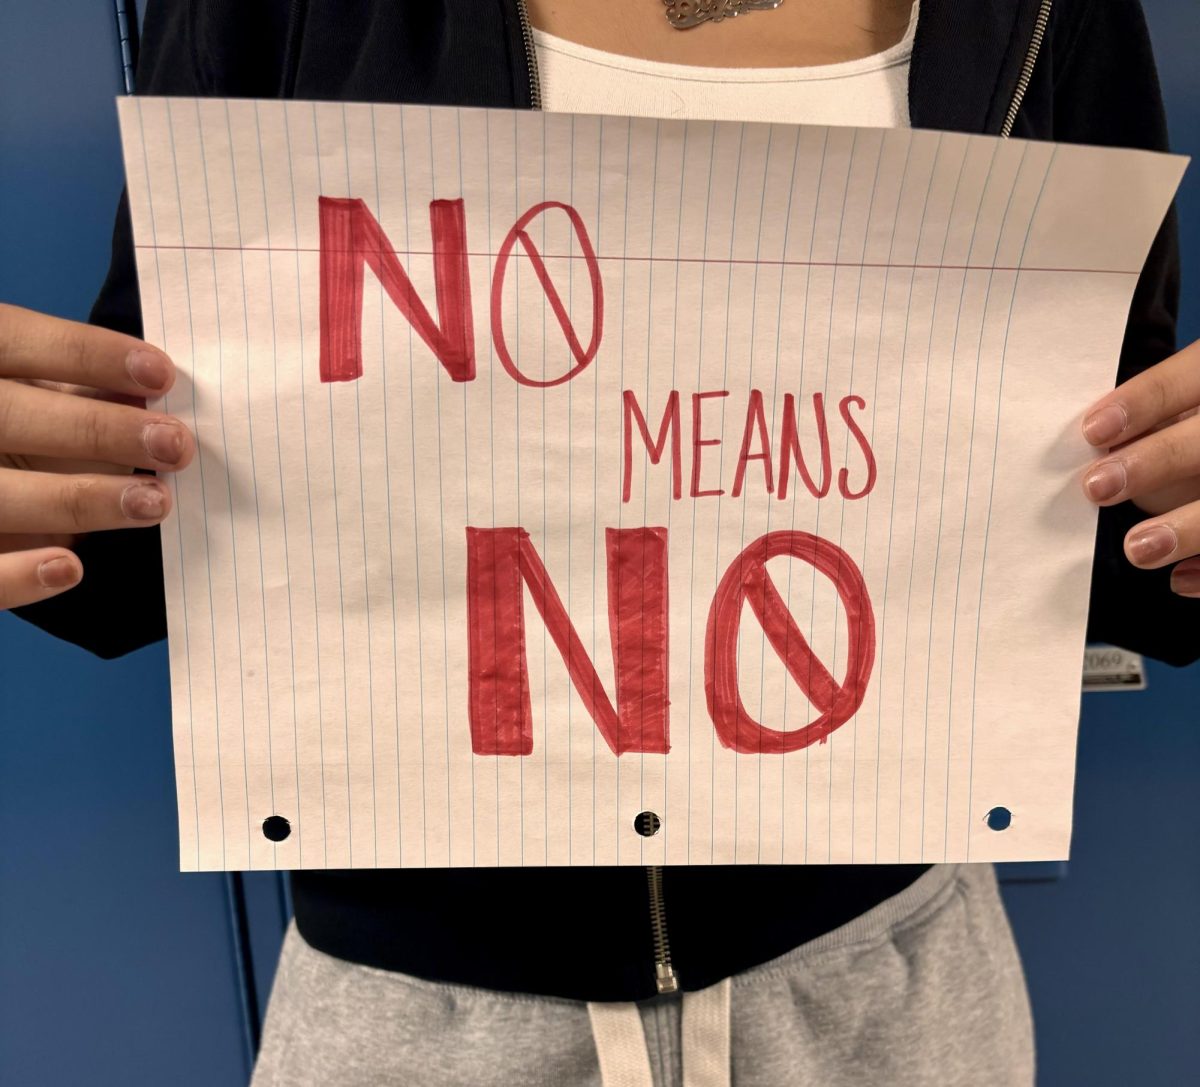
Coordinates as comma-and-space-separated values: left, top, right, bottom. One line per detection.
117, 97, 1185, 872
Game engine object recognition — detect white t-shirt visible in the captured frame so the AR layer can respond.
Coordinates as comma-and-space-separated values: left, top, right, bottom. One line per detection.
533, 2, 918, 128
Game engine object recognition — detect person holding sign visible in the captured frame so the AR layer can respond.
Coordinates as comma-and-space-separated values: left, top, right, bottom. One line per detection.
3, 1, 1198, 1085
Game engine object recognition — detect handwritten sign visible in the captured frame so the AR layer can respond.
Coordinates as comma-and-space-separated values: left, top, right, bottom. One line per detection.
118, 98, 1184, 871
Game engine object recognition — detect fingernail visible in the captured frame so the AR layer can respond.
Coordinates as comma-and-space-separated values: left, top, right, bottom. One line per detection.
37, 556, 81, 589
1170, 566, 1200, 597
121, 481, 166, 520
143, 422, 184, 464
126, 349, 170, 391
1082, 403, 1128, 446
1084, 461, 1127, 502
1126, 525, 1177, 565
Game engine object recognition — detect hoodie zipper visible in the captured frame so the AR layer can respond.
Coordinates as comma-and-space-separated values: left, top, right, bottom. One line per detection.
647, 866, 680, 993
513, 0, 684, 995
999, 0, 1053, 138
515, 0, 543, 109
512, 6, 674, 991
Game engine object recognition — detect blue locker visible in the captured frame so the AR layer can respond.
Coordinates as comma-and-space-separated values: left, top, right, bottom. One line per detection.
998, 4, 1200, 1081
0, 3, 276, 1084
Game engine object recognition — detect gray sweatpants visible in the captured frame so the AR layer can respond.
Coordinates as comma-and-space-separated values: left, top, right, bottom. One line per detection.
251, 863, 1034, 1086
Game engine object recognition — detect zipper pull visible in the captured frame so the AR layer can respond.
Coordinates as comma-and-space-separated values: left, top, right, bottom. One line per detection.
655, 962, 681, 994
646, 866, 680, 993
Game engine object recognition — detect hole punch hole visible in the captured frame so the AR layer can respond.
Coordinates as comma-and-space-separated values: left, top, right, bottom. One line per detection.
262, 815, 291, 842
985, 806, 1012, 832
633, 811, 662, 838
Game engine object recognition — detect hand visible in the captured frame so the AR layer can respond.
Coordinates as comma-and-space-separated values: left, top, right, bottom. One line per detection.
1081, 338, 1200, 598
0, 303, 194, 611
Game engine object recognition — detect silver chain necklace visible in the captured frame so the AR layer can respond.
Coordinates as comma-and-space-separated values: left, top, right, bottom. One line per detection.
663, 0, 785, 31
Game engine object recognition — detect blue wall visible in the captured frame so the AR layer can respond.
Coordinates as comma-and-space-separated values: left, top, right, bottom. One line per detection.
0, 4, 280, 1085
0, 2, 1196, 1084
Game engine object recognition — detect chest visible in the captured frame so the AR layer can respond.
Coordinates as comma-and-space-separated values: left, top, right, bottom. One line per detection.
267, 0, 1047, 140
523, 0, 916, 68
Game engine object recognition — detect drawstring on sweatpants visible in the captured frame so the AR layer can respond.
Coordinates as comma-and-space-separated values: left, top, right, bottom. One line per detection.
680, 977, 732, 1087
587, 977, 732, 1087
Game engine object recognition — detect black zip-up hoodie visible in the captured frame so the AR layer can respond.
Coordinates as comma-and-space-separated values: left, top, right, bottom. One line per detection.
15, 0, 1197, 1002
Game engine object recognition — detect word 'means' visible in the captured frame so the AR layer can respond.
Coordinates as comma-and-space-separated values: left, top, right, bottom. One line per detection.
623, 389, 877, 503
